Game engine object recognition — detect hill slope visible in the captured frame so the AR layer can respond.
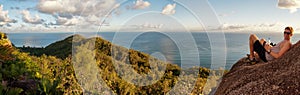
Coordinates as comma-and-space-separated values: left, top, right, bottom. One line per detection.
19, 34, 85, 59
3, 33, 212, 94
215, 41, 300, 95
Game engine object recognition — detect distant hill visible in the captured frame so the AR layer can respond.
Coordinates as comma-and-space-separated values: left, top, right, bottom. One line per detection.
215, 41, 300, 94
18, 34, 85, 59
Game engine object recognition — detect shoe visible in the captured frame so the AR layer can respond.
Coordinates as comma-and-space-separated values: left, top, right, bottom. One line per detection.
246, 54, 258, 64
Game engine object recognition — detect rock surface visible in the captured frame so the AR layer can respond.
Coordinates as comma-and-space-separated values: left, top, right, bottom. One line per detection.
0, 32, 12, 47
215, 40, 300, 95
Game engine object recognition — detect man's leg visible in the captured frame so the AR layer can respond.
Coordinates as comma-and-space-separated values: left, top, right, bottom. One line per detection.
249, 34, 259, 59
259, 38, 266, 45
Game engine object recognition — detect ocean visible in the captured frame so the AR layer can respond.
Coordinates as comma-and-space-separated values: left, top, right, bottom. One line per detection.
6, 32, 300, 70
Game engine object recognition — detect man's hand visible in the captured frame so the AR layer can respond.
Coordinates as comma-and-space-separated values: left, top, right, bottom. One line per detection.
264, 43, 272, 51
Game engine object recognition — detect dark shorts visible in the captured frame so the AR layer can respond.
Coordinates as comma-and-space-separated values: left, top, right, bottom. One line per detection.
253, 40, 268, 62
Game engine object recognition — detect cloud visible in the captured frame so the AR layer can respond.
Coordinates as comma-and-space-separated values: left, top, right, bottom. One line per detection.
116, 23, 164, 32
0, 5, 17, 26
278, 0, 300, 13
37, 0, 117, 16
51, 14, 110, 27
54, 16, 82, 26
36, 0, 120, 28
132, 0, 151, 9
214, 22, 286, 32
219, 24, 249, 30
138, 23, 163, 29
37, 0, 71, 14
161, 4, 176, 15
21, 10, 44, 24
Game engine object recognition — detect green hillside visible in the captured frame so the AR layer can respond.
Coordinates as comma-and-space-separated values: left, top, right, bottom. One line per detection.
1, 33, 214, 95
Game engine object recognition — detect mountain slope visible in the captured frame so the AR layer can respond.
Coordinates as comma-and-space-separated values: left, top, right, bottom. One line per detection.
8, 33, 212, 94
19, 34, 85, 59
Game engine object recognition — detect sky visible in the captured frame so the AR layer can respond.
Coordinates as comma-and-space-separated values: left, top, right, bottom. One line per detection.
0, 0, 300, 33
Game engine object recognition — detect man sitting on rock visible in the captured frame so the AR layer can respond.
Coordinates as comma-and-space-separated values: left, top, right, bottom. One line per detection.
248, 26, 294, 64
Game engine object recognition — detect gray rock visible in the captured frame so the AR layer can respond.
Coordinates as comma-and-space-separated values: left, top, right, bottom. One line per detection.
215, 41, 300, 95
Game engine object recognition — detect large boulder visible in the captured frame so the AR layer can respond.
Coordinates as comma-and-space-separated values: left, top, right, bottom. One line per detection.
215, 41, 300, 95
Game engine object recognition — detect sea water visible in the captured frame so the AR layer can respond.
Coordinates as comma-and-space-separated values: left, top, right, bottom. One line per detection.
6, 32, 300, 69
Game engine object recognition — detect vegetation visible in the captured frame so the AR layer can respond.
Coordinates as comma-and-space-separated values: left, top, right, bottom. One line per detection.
0, 32, 11, 47
1, 33, 223, 95
0, 45, 82, 94
18, 34, 85, 59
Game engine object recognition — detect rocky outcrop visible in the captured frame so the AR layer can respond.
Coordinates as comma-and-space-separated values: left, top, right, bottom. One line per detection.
0, 32, 14, 62
0, 32, 12, 47
215, 41, 300, 95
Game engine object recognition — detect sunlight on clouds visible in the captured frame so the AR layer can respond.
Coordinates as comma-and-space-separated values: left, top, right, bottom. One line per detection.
37, 0, 116, 16
0, 5, 12, 22
161, 4, 176, 15
278, 0, 300, 13
56, 16, 81, 26
37, 0, 118, 24
132, 0, 151, 9
0, 5, 17, 26
37, 0, 64, 14
21, 10, 44, 24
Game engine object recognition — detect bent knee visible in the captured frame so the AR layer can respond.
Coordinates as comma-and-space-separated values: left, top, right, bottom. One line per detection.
249, 34, 258, 40
260, 39, 266, 44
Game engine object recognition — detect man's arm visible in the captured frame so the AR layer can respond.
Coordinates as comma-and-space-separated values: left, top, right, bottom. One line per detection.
269, 42, 291, 59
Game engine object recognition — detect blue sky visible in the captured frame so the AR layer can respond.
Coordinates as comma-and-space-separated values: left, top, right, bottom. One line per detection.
0, 0, 300, 33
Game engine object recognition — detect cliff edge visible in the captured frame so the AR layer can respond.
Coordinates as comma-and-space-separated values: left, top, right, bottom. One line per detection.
215, 40, 300, 95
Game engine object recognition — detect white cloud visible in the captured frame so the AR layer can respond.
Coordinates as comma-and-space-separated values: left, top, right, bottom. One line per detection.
278, 0, 300, 13
37, 0, 117, 16
37, 0, 64, 14
0, 5, 17, 26
214, 22, 287, 32
161, 4, 176, 15
55, 16, 82, 26
36, 0, 120, 29
85, 15, 100, 25
132, 0, 151, 9
21, 10, 44, 24
0, 5, 12, 22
